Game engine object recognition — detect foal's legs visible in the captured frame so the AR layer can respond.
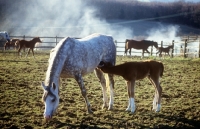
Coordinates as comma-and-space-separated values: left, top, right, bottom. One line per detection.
94, 69, 114, 110
156, 50, 161, 57
94, 68, 108, 109
26, 49, 30, 57
167, 52, 170, 56
26, 48, 34, 58
148, 76, 162, 112
74, 73, 93, 114
18, 47, 22, 57
126, 79, 136, 113
107, 73, 114, 110
31, 48, 35, 57
26, 48, 30, 58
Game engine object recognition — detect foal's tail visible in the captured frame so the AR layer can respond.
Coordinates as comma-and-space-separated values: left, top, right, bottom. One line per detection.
105, 73, 114, 92
124, 39, 129, 55
160, 62, 164, 77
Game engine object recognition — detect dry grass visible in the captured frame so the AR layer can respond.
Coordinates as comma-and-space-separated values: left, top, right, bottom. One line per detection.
0, 51, 200, 129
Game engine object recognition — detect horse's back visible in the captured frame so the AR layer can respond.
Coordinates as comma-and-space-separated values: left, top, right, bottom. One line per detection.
18, 39, 37, 48
17, 39, 27, 47
126, 39, 137, 48
146, 60, 164, 77
75, 34, 116, 60
51, 34, 116, 77
126, 40, 149, 49
158, 45, 172, 53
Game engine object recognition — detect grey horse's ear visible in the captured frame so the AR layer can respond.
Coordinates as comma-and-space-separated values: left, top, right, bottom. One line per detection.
52, 82, 56, 90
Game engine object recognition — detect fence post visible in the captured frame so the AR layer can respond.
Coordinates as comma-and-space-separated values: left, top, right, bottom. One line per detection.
183, 39, 187, 58
23, 35, 25, 40
171, 40, 174, 58
161, 41, 163, 47
115, 40, 117, 55
199, 37, 200, 58
150, 46, 152, 56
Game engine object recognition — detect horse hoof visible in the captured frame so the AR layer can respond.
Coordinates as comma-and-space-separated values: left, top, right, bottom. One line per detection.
108, 105, 113, 110
102, 104, 108, 109
155, 108, 161, 112
88, 109, 93, 114
130, 111, 135, 114
125, 108, 131, 112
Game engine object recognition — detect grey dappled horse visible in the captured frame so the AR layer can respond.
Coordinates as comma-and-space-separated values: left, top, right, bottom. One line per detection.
41, 33, 116, 121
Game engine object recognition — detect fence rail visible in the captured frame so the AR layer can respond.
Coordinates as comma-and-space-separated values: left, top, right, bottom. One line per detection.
0, 35, 200, 58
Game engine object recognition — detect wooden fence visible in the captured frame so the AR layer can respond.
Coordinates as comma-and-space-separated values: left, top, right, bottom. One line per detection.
115, 35, 200, 58
0, 35, 200, 58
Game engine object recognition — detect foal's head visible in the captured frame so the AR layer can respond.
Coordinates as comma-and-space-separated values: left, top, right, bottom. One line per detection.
97, 61, 113, 72
33, 37, 42, 43
41, 82, 59, 121
152, 41, 158, 49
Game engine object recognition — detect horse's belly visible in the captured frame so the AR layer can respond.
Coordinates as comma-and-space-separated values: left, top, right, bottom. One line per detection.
60, 65, 96, 78
135, 68, 149, 80
136, 73, 149, 80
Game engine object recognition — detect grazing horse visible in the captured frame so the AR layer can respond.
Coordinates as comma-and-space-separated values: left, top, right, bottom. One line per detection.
41, 33, 116, 121
4, 38, 20, 50
97, 60, 164, 113
17, 37, 42, 57
156, 45, 173, 57
124, 39, 158, 58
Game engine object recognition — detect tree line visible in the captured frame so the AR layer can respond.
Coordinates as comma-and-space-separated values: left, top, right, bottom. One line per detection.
89, 0, 200, 29
0, 0, 200, 29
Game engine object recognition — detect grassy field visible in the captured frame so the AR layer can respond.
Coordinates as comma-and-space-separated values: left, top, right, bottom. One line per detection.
0, 51, 200, 129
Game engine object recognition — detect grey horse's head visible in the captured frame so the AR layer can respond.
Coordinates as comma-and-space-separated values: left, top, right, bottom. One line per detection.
41, 82, 59, 121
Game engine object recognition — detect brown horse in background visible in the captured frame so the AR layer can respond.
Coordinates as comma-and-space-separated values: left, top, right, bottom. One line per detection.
17, 37, 42, 58
124, 39, 158, 58
156, 45, 173, 57
4, 38, 20, 50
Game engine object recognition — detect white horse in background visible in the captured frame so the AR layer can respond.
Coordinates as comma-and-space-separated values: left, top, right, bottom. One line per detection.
41, 33, 116, 121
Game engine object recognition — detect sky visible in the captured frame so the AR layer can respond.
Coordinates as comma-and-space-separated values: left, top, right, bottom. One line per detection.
139, 0, 200, 2
1, 0, 199, 55
1, 0, 198, 44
